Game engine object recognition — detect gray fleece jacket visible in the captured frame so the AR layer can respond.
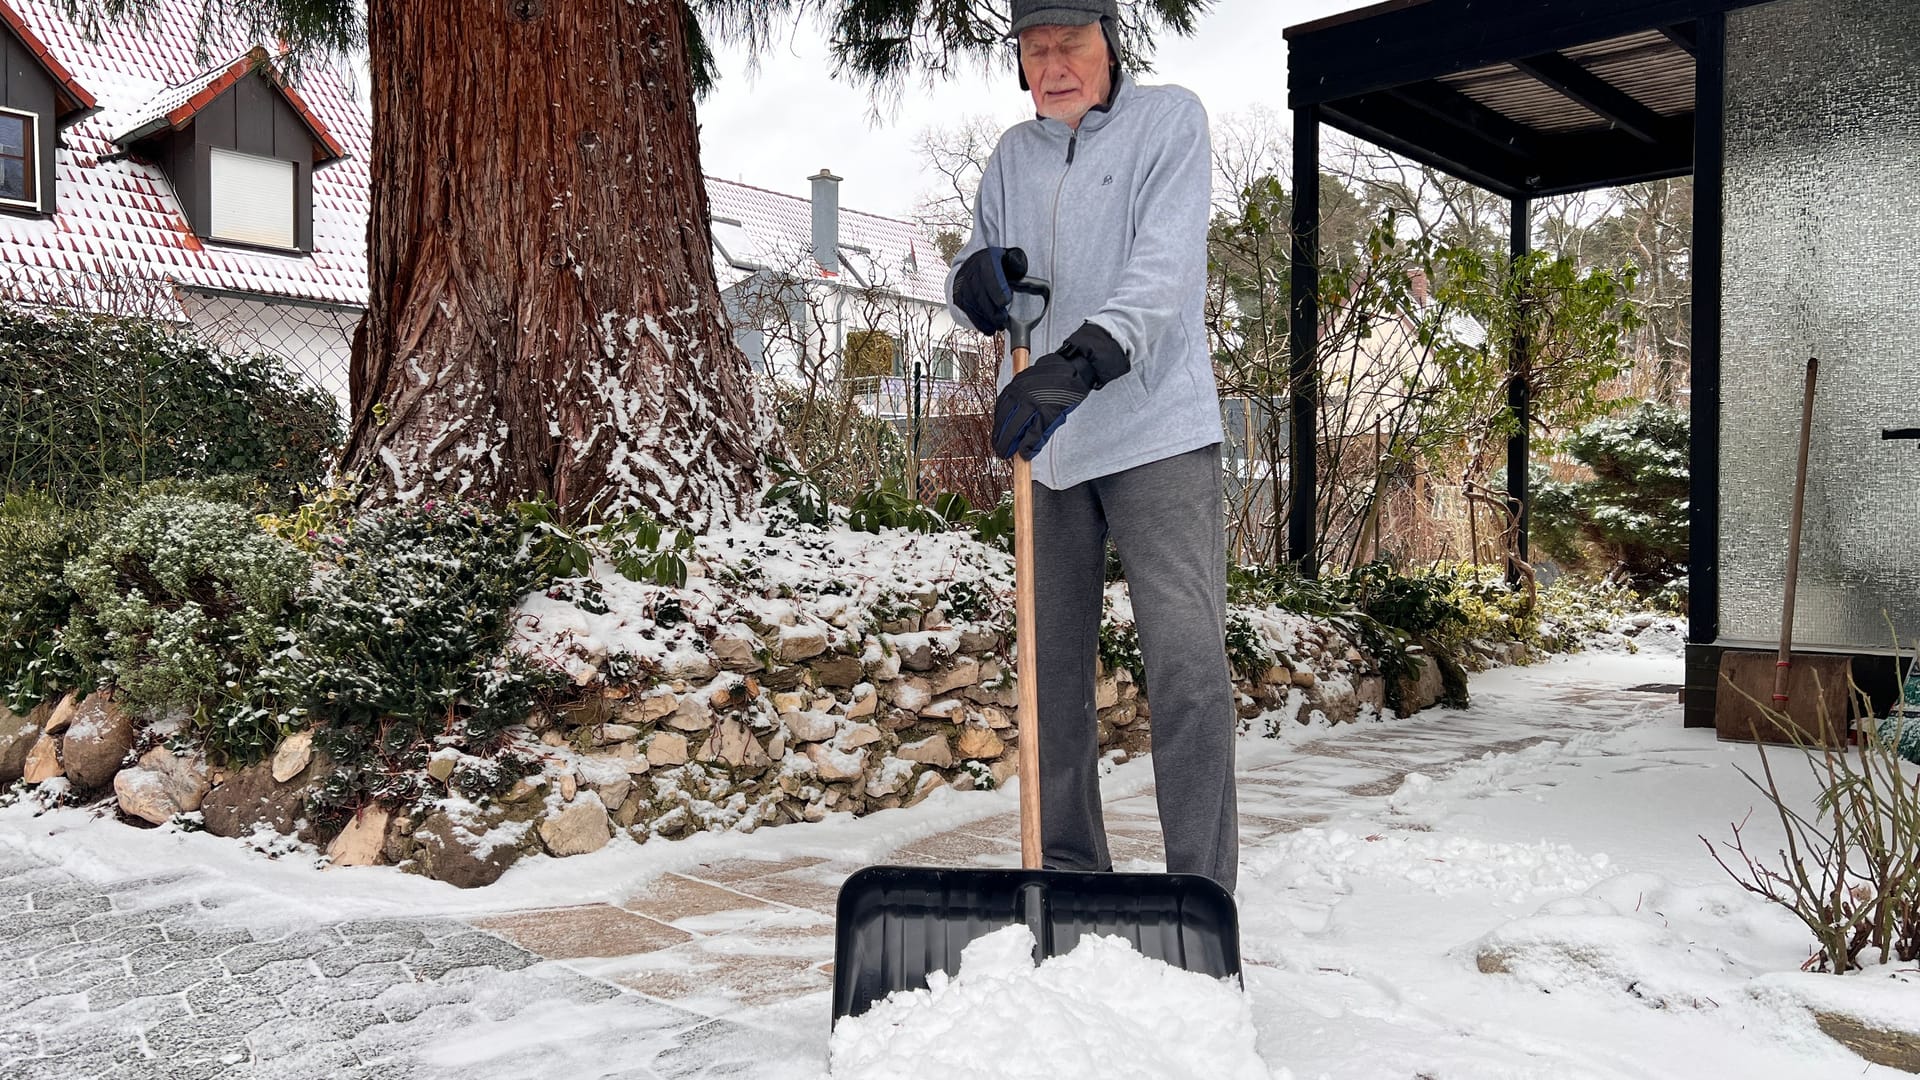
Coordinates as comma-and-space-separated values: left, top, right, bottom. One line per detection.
948, 75, 1222, 491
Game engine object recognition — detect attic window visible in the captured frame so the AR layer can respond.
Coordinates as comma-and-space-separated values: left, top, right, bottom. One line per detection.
209, 147, 295, 248
0, 109, 37, 210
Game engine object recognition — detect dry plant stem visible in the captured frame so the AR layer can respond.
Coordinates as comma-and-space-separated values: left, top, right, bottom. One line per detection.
1706, 663, 1920, 970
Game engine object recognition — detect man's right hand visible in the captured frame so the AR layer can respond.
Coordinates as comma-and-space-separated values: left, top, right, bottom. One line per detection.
954, 247, 1028, 335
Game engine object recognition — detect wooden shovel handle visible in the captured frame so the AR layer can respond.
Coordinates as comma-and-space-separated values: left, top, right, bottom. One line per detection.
1013, 344, 1043, 869
1775, 356, 1818, 706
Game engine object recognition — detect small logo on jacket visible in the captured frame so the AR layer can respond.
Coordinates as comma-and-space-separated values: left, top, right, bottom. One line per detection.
1102, 174, 1115, 185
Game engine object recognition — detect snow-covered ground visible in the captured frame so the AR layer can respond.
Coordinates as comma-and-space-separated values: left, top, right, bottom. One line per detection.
4, 650, 1915, 1079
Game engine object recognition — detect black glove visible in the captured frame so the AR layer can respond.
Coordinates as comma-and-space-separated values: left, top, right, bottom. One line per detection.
953, 246, 1027, 334
993, 323, 1131, 460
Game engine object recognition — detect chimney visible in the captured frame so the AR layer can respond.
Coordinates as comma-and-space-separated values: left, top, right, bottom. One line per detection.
810, 169, 841, 275
1407, 267, 1430, 306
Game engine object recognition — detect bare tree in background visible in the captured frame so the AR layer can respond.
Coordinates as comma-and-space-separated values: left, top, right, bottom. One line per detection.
915, 116, 1003, 263
720, 241, 996, 504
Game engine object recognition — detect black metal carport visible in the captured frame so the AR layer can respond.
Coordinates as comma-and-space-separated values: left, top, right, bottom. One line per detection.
1283, 0, 1778, 724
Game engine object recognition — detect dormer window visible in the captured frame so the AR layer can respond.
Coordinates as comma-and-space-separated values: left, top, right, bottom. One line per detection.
0, 109, 36, 209
210, 148, 294, 248
0, 3, 96, 216
116, 46, 344, 253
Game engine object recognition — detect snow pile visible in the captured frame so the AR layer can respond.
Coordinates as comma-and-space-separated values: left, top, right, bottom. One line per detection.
1467, 872, 1802, 1010
1385, 735, 1602, 822
828, 926, 1278, 1080
1244, 826, 1612, 902
1748, 968, 1920, 1034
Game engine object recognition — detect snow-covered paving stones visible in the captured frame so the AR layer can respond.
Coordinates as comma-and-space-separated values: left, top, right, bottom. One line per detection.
4, 651, 1916, 1078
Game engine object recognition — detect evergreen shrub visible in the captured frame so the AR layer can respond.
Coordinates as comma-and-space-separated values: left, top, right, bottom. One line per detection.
0, 306, 343, 505
61, 496, 309, 761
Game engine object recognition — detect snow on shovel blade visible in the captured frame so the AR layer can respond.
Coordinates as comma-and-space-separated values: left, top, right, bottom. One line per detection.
831, 865, 1241, 1024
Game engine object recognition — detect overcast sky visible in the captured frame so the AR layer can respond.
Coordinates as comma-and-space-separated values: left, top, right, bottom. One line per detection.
694, 0, 1362, 221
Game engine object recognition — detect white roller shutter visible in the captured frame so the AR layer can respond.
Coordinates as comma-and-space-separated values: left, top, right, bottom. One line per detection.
209, 148, 295, 248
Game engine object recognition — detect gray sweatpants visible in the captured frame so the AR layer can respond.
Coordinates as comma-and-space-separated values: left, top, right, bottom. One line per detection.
1029, 443, 1238, 892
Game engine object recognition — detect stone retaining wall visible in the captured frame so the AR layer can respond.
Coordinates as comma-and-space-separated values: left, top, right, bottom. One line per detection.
1, 591, 1457, 889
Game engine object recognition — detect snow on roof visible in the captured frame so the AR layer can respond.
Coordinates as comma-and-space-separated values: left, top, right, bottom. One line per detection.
0, 1, 94, 118
0, 0, 942, 322
706, 177, 948, 307
0, 0, 369, 314
116, 45, 345, 163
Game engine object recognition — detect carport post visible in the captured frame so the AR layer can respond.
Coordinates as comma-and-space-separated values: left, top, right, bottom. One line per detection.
1507, 197, 1532, 585
1289, 105, 1321, 577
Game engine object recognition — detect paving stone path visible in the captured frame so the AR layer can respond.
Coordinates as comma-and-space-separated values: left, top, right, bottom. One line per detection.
0, 662, 1673, 1078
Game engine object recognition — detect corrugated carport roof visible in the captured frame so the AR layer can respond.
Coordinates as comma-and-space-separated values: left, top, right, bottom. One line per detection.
1284, 0, 1773, 198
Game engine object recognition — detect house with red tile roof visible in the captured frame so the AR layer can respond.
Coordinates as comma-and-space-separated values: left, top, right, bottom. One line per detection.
707, 169, 985, 424
0, 0, 368, 412
0, 0, 972, 433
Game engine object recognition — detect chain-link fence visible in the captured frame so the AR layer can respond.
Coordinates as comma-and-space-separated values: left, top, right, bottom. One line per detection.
176, 290, 358, 421
0, 263, 357, 503
0, 264, 358, 420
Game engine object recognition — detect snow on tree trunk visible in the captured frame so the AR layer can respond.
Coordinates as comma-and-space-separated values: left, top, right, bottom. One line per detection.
342, 0, 772, 528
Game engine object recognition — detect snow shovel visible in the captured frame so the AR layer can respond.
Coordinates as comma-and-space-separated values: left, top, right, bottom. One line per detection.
1715, 356, 1850, 747
830, 250, 1242, 1025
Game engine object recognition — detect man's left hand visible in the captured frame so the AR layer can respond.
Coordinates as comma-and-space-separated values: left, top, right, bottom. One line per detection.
992, 323, 1131, 460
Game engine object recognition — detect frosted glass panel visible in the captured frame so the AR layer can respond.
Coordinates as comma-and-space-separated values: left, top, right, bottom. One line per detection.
1720, 0, 1920, 650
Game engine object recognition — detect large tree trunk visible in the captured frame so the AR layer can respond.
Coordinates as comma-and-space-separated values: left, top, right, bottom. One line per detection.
344, 0, 770, 528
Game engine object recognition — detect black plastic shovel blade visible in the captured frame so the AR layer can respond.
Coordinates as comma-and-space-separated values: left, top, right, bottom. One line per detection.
831, 865, 1241, 1024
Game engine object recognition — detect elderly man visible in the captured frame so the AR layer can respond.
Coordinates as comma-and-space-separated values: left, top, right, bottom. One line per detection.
946, 0, 1236, 892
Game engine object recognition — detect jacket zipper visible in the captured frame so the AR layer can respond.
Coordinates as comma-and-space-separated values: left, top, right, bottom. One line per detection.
1041, 129, 1078, 488
1046, 131, 1078, 356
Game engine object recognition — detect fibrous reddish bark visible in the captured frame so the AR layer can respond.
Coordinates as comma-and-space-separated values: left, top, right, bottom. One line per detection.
344, 0, 771, 527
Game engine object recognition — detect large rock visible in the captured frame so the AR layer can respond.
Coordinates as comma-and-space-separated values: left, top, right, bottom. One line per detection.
201, 750, 331, 840
647, 731, 691, 767
1815, 1012, 1920, 1073
814, 654, 864, 688
1397, 654, 1447, 713
666, 696, 714, 733
593, 776, 633, 811
113, 747, 211, 825
1355, 674, 1387, 714
844, 686, 879, 719
837, 723, 883, 750
411, 811, 523, 888
711, 627, 764, 672
956, 725, 1006, 760
896, 736, 954, 768
805, 744, 868, 782
784, 710, 839, 744
42, 693, 80, 735
778, 624, 830, 663
894, 636, 936, 673
887, 678, 934, 714
906, 771, 948, 807
957, 626, 999, 653
620, 690, 679, 724
930, 659, 982, 696
700, 718, 771, 769
1749, 971, 1920, 1073
538, 794, 612, 857
661, 651, 718, 681
60, 694, 136, 790
271, 732, 315, 783
327, 804, 395, 867
0, 703, 46, 785
22, 734, 63, 784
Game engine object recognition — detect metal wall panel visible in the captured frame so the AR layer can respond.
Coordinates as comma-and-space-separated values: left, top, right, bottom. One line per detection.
1720, 0, 1920, 649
